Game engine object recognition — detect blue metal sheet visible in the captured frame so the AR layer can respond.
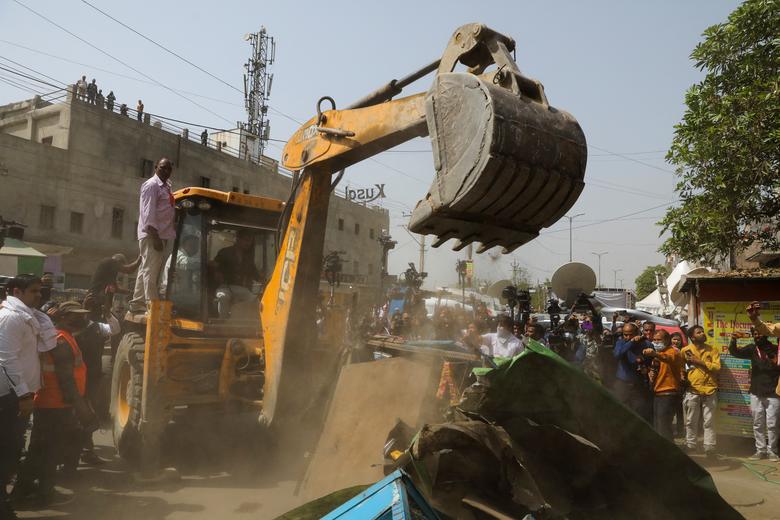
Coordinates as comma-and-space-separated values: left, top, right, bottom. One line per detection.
321, 470, 439, 520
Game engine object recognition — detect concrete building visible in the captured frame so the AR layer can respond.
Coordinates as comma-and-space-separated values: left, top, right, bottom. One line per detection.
0, 87, 388, 301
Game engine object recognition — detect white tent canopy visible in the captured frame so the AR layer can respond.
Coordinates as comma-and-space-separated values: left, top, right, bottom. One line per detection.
636, 261, 704, 315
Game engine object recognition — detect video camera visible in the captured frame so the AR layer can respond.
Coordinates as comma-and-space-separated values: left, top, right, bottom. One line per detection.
502, 285, 531, 324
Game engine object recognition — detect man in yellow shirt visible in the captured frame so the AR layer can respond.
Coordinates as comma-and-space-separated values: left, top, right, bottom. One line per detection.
681, 325, 721, 457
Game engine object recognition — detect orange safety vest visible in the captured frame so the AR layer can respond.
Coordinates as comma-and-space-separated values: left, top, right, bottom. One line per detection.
35, 330, 87, 409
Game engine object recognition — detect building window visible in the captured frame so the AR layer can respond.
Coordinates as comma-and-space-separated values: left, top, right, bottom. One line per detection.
70, 212, 84, 234
243, 189, 250, 194
200, 176, 211, 188
354, 223, 360, 235
232, 186, 239, 193
353, 260, 359, 275
39, 205, 55, 230
338, 218, 344, 231
111, 208, 124, 239
140, 158, 154, 178
41, 136, 53, 145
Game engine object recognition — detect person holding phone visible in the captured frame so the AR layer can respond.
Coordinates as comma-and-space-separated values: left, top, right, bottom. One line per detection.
747, 302, 780, 338
681, 325, 721, 457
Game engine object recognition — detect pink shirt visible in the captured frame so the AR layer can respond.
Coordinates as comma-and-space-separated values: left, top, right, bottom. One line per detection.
137, 175, 176, 240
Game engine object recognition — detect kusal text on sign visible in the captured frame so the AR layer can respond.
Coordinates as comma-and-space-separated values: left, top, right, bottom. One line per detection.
345, 184, 386, 204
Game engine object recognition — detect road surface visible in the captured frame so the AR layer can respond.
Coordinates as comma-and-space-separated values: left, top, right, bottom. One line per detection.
13, 430, 780, 519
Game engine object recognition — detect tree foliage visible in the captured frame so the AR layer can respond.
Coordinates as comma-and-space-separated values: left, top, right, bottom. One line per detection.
660, 0, 780, 265
635, 264, 671, 301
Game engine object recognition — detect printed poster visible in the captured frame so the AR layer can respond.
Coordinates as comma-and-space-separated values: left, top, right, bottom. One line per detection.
702, 301, 780, 437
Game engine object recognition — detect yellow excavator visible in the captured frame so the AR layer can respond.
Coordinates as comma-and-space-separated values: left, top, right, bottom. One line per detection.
110, 22, 586, 472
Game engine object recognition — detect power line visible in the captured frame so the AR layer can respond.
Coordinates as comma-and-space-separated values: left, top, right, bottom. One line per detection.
75, 1, 305, 127
0, 55, 66, 87
541, 201, 676, 235
0, 64, 63, 90
0, 39, 245, 107
79, 0, 242, 96
12, 0, 237, 127
589, 144, 677, 175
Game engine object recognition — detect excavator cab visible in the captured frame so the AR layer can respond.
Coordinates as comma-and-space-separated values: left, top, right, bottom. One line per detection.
111, 188, 284, 468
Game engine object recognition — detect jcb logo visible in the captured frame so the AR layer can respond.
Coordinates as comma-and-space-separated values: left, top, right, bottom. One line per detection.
276, 227, 298, 311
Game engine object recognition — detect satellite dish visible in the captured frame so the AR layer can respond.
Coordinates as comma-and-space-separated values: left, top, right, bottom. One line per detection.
551, 262, 596, 306
486, 279, 513, 303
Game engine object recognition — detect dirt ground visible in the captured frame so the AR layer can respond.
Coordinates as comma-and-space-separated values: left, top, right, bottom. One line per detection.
10, 430, 780, 519
691, 437, 780, 520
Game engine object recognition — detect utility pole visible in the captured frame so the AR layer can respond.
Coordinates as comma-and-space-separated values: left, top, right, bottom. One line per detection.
398, 220, 427, 277
591, 251, 607, 288
612, 268, 622, 289
564, 213, 585, 262
510, 258, 522, 286
419, 235, 426, 274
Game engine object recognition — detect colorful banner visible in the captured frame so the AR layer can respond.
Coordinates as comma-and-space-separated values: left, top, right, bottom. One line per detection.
702, 301, 780, 437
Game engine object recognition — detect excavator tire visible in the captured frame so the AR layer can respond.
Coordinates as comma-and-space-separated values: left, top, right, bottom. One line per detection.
111, 332, 145, 465
409, 72, 587, 253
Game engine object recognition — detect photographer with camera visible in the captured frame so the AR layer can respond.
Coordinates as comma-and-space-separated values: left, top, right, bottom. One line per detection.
613, 322, 653, 423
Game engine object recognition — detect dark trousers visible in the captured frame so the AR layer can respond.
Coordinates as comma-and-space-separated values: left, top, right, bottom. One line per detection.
614, 379, 653, 424
654, 393, 680, 441
0, 394, 27, 501
17, 408, 81, 497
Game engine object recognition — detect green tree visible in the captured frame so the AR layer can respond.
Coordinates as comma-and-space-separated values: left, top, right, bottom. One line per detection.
659, 0, 780, 266
635, 264, 671, 301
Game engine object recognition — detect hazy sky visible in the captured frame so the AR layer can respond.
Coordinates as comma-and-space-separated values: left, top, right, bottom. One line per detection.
0, 0, 742, 292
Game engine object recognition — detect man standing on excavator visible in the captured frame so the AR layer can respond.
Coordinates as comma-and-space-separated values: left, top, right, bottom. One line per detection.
129, 158, 176, 316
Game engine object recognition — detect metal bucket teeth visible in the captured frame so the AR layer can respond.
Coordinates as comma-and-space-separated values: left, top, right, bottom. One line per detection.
408, 72, 587, 253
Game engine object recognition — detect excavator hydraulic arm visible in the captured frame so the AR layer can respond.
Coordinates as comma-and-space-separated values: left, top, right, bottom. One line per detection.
260, 23, 587, 426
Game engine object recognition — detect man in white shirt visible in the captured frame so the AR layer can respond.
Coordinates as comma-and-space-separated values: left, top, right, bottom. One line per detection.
0, 274, 57, 518
479, 315, 524, 359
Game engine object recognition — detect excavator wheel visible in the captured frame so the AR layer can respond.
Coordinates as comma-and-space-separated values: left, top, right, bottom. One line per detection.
409, 72, 587, 253
111, 332, 145, 465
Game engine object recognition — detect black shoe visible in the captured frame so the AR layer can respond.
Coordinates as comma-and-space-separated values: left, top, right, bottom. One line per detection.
705, 449, 718, 460
0, 499, 19, 520
35, 489, 74, 508
681, 445, 697, 454
81, 450, 106, 466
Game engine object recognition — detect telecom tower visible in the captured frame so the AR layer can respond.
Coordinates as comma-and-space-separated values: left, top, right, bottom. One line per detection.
242, 27, 275, 158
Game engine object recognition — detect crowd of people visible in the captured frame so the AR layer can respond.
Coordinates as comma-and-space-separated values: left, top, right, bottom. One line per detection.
0, 272, 122, 517
74, 75, 213, 148
368, 298, 780, 462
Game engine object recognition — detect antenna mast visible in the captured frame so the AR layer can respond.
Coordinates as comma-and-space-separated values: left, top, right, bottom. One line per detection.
242, 27, 275, 158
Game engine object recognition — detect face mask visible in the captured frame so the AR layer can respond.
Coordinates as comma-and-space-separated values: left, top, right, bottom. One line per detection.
497, 326, 510, 339
652, 341, 665, 352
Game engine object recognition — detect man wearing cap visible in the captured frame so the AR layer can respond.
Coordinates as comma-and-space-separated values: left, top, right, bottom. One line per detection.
129, 157, 176, 316
87, 253, 140, 320
15, 301, 98, 506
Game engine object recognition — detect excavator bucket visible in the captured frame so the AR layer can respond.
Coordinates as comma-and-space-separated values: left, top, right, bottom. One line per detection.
408, 72, 587, 253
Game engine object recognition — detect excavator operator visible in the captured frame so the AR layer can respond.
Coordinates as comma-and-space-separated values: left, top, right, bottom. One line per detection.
214, 229, 262, 319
